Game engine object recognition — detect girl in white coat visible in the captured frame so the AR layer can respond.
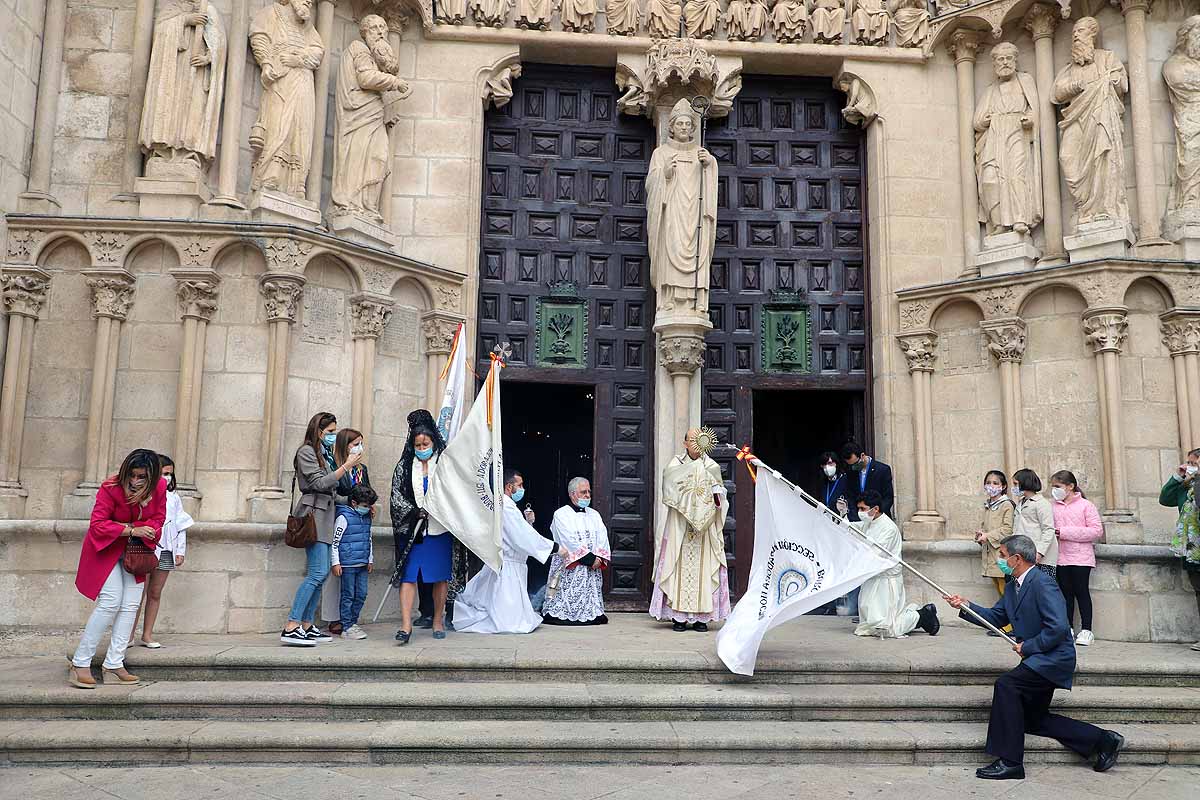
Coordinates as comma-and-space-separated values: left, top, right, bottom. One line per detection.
138, 454, 194, 648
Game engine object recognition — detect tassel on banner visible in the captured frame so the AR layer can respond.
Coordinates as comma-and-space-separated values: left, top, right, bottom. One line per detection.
485, 348, 508, 429
735, 445, 758, 482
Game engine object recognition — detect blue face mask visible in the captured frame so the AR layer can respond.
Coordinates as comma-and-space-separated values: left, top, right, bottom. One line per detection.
577, 498, 591, 509
511, 488, 525, 503
322, 433, 337, 447
414, 447, 434, 461
996, 557, 1015, 577
353, 505, 371, 516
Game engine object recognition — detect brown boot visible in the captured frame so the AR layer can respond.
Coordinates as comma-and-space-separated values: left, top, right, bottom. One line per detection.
68, 665, 97, 689
103, 667, 140, 685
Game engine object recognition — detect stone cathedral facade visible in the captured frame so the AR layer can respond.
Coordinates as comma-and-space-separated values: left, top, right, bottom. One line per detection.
0, 0, 1197, 641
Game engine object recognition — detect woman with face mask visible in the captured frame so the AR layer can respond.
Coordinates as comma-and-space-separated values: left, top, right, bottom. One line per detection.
1010, 468, 1058, 582
69, 449, 167, 688
819, 451, 846, 513
1049, 470, 1103, 647
136, 454, 194, 648
975, 470, 1015, 603
389, 409, 469, 644
318, 428, 372, 635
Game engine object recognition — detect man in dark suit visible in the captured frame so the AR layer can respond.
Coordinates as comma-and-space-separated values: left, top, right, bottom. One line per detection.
946, 534, 1124, 780
840, 441, 894, 522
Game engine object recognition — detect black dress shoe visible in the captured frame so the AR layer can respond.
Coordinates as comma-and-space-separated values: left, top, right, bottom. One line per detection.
414, 615, 433, 629
672, 622, 688, 632
918, 604, 940, 636
1093, 730, 1125, 772
394, 629, 411, 645
976, 759, 1025, 780
692, 622, 709, 632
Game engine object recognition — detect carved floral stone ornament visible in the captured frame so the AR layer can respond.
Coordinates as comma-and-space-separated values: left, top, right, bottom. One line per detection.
1, 272, 51, 319
979, 286, 1016, 317
435, 283, 463, 311
1082, 309, 1129, 354
260, 276, 305, 322
658, 331, 707, 375
177, 236, 216, 267
1160, 313, 1200, 355
262, 238, 314, 272
898, 300, 931, 330
5, 229, 46, 262
350, 297, 394, 339
177, 279, 221, 321
421, 315, 461, 355
982, 318, 1027, 363
83, 231, 131, 266
898, 331, 938, 372
86, 275, 137, 320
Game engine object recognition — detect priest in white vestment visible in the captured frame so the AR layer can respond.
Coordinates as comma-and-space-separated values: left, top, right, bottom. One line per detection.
454, 470, 568, 634
543, 477, 611, 626
851, 490, 940, 638
650, 428, 730, 632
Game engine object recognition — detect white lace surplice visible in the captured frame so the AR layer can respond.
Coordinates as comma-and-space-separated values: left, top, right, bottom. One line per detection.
542, 505, 610, 622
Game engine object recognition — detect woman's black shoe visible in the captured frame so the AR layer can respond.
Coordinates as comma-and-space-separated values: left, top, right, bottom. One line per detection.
414, 615, 433, 629
672, 622, 688, 632
395, 629, 411, 645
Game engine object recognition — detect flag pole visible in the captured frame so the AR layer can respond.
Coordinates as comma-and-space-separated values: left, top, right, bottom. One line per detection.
721, 445, 1019, 647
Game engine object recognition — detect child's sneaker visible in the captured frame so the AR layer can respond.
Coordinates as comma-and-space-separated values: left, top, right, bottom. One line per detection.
341, 624, 368, 640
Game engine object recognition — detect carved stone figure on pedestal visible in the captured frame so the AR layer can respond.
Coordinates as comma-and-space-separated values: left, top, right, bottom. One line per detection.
647, 0, 683, 38
516, 0, 552, 29
437, 0, 469, 24
974, 43, 1042, 236
472, 0, 514, 27
483, 63, 523, 109
726, 0, 768, 41
647, 99, 718, 316
607, 0, 641, 35
140, 1, 227, 179
811, 0, 846, 44
685, 0, 721, 39
1164, 16, 1200, 227
771, 0, 809, 44
248, 0, 324, 198
1052, 17, 1130, 226
561, 0, 597, 32
889, 0, 929, 48
851, 0, 890, 46
329, 15, 409, 224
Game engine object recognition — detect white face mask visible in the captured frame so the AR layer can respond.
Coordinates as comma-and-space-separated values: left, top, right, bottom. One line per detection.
1187, 465, 1199, 477
350, 443, 364, 455
1051, 486, 1068, 502
823, 464, 837, 478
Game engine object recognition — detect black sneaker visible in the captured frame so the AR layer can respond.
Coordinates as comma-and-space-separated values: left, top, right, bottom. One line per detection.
303, 625, 333, 643
280, 628, 316, 647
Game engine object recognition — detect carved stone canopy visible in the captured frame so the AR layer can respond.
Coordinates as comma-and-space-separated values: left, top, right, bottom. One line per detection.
1082, 307, 1129, 354
616, 38, 742, 122
897, 330, 939, 372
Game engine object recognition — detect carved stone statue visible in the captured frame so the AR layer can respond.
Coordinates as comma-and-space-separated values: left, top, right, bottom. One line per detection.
771, 0, 808, 44
437, 0, 469, 23
607, 0, 641, 35
249, 0, 324, 198
889, 0, 929, 48
726, 0, 768, 41
685, 0, 721, 39
837, 74, 877, 126
1052, 17, 1130, 226
851, 0, 890, 46
811, 0, 846, 44
329, 15, 408, 223
647, 0, 683, 38
483, 63, 523, 109
515, 0, 552, 29
647, 99, 718, 316
561, 0, 597, 31
1165, 16, 1200, 222
472, 0, 514, 27
140, 1, 227, 180
974, 42, 1042, 236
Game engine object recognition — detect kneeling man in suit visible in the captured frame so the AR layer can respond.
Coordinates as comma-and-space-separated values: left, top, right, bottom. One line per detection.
946, 534, 1123, 780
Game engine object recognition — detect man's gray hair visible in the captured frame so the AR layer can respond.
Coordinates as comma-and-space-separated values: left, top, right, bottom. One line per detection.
1000, 534, 1038, 564
567, 476, 590, 496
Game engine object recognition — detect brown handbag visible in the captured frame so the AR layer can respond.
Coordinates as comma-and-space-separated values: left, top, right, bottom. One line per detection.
285, 474, 318, 549
122, 537, 159, 576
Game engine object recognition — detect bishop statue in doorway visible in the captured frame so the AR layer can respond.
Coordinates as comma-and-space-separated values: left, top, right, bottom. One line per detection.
647, 98, 718, 316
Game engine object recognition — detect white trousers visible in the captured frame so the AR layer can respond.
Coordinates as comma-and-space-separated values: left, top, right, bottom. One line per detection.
71, 563, 144, 669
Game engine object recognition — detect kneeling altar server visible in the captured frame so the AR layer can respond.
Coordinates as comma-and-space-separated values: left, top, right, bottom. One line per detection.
852, 490, 940, 638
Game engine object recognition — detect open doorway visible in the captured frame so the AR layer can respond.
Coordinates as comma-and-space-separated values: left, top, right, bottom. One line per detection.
751, 389, 865, 502
501, 381, 596, 595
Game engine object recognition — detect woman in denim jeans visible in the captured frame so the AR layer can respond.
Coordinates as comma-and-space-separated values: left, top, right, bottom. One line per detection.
280, 412, 363, 647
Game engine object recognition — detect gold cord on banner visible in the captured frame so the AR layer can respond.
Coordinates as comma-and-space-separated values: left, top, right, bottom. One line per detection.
438, 323, 463, 381
734, 445, 758, 482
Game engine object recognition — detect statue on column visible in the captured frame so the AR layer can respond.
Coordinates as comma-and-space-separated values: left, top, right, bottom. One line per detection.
248, 0, 324, 198
771, 0, 809, 44
329, 15, 409, 223
647, 99, 718, 316
515, 0, 552, 29
139, 1, 227, 179
889, 0, 929, 48
811, 0, 846, 45
1052, 17, 1130, 226
685, 0, 721, 39
606, 0, 641, 35
561, 0, 597, 32
974, 42, 1043, 236
1164, 16, 1200, 221
851, 0, 890, 47
726, 0, 768, 41
647, 0, 683, 38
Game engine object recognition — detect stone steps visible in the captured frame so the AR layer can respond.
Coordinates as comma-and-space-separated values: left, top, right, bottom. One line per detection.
2, 719, 1198, 767
6, 680, 1200, 724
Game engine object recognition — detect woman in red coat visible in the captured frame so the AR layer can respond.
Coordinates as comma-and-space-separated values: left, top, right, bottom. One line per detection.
69, 449, 167, 689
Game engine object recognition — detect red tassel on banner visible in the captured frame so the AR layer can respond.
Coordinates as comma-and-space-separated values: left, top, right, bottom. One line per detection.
735, 445, 758, 482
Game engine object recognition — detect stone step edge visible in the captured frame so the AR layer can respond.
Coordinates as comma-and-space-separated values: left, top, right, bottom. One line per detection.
2, 721, 1197, 766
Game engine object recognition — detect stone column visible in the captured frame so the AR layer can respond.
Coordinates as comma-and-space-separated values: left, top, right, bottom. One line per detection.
18, 0, 68, 212
173, 275, 220, 494
1083, 308, 1134, 519
64, 273, 137, 518
0, 269, 51, 518
1161, 311, 1200, 455
983, 318, 1028, 478
119, 0, 158, 198
306, 0, 339, 206
212, 0, 250, 208
1119, 0, 1168, 246
898, 330, 945, 538
349, 295, 393, 444
656, 322, 707, 453
421, 311, 462, 411
248, 274, 304, 520
949, 30, 983, 272
1024, 3, 1066, 261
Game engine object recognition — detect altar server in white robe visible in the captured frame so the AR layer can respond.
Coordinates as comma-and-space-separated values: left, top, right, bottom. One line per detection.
852, 490, 941, 638
454, 469, 569, 634
543, 477, 611, 626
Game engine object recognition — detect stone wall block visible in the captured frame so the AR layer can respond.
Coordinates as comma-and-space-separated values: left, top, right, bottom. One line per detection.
19, 418, 87, 469
152, 571, 228, 633
54, 93, 110, 139
63, 50, 131, 95
224, 326, 270, 373
199, 373, 267, 421
1088, 591, 1150, 642
1148, 592, 1200, 642
113, 370, 178, 420
412, 119, 473, 158
64, 7, 114, 50
216, 421, 265, 471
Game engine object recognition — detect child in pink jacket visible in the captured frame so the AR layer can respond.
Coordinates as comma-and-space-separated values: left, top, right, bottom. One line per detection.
1050, 469, 1104, 647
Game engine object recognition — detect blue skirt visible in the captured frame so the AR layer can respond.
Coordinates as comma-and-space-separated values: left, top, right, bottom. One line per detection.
401, 533, 452, 583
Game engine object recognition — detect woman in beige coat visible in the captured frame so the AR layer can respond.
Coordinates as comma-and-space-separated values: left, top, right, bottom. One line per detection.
975, 470, 1015, 599
1011, 468, 1058, 579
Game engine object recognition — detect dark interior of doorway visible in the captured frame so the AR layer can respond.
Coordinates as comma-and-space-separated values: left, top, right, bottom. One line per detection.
751, 389, 865, 503
502, 381, 596, 594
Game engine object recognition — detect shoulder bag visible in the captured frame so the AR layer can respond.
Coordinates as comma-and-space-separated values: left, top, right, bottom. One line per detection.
285, 472, 318, 549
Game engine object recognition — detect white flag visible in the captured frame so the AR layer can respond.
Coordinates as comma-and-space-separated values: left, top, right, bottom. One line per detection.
423, 357, 504, 573
716, 467, 897, 676
436, 323, 467, 443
